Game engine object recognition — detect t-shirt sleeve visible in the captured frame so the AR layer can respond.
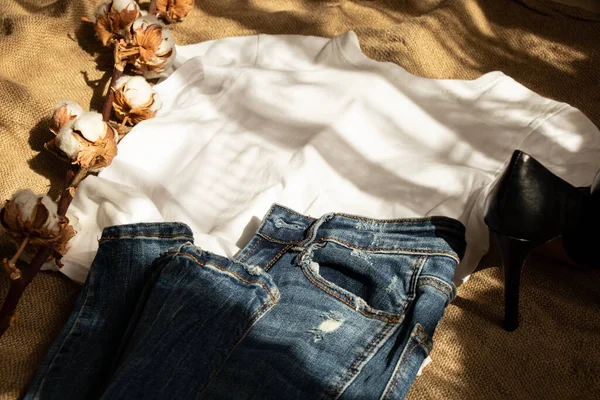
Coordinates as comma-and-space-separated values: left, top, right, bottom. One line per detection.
518, 104, 600, 186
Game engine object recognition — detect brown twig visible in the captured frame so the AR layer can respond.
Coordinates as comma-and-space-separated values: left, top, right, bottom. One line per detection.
0, 0, 168, 338
102, 43, 125, 122
2, 236, 29, 280
0, 245, 54, 334
101, 67, 124, 122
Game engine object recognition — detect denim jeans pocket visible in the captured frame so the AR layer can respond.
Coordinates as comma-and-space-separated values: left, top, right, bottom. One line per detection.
379, 323, 433, 400
298, 240, 426, 320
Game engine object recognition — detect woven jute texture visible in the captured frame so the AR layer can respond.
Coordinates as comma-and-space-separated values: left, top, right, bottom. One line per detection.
1, 1, 599, 398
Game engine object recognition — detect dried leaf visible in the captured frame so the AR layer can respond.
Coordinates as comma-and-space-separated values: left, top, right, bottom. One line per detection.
51, 106, 73, 135
94, 13, 114, 46
157, 0, 194, 23
119, 17, 175, 76
93, 1, 141, 46
134, 25, 163, 63
53, 218, 77, 266
50, 101, 84, 135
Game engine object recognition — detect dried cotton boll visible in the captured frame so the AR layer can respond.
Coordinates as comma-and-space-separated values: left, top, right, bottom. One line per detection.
47, 112, 118, 171
20, 211, 79, 270
1, 190, 63, 246
112, 0, 138, 12
1, 191, 78, 268
1, 190, 41, 232
91, 0, 141, 46
156, 0, 194, 23
115, 76, 153, 107
120, 15, 176, 78
141, 27, 176, 79
72, 111, 106, 142
50, 100, 85, 134
113, 75, 162, 125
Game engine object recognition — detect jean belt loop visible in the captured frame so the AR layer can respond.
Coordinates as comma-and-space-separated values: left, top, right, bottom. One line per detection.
299, 212, 335, 247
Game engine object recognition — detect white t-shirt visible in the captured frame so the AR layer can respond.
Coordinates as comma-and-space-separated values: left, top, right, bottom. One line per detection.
60, 31, 600, 285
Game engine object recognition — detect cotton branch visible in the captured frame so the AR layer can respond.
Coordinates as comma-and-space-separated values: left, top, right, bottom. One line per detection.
0, 45, 121, 338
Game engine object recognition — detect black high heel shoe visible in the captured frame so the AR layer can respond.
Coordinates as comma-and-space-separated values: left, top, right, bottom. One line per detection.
483, 150, 596, 331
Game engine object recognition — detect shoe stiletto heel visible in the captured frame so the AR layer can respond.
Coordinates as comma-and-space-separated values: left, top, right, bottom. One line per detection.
488, 230, 541, 331
484, 150, 591, 331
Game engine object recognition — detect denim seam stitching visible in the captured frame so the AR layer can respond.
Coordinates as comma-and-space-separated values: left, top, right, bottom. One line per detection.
246, 297, 274, 324
419, 282, 451, 300
406, 256, 428, 304
258, 232, 301, 245
176, 252, 278, 303
300, 265, 393, 322
384, 327, 431, 399
333, 323, 394, 397
258, 233, 460, 261
262, 206, 277, 224
256, 204, 314, 242
270, 203, 464, 231
392, 256, 423, 314
264, 244, 293, 272
333, 212, 462, 225
418, 276, 453, 299
316, 237, 460, 262
384, 342, 420, 400
416, 324, 433, 352
331, 322, 396, 398
298, 214, 334, 248
99, 233, 194, 242
236, 236, 262, 263
196, 298, 277, 397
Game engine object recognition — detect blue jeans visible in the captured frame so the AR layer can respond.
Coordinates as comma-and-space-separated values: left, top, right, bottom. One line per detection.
25, 204, 465, 400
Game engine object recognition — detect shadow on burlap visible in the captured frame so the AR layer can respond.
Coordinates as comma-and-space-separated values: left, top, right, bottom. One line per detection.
1, 0, 599, 398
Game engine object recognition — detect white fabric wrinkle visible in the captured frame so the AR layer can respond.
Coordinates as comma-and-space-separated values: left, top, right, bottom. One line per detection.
59, 31, 600, 286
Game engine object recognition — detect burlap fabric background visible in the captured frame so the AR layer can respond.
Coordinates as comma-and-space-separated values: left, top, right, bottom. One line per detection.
1, 0, 599, 398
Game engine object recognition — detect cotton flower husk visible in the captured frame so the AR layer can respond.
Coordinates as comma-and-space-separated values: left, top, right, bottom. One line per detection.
120, 15, 176, 78
113, 75, 162, 125
47, 112, 118, 170
1, 191, 62, 247
50, 100, 85, 134
1, 191, 78, 267
92, 0, 141, 46
156, 0, 194, 23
